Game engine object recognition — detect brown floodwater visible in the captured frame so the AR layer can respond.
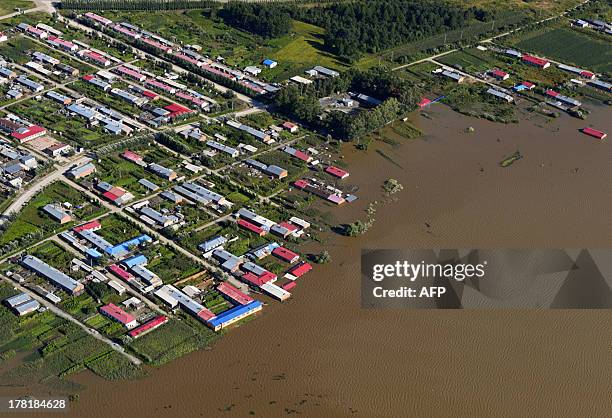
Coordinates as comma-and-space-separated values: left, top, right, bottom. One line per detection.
8, 103, 612, 417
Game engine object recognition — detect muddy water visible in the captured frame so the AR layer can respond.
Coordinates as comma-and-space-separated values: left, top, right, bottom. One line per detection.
14, 104, 612, 417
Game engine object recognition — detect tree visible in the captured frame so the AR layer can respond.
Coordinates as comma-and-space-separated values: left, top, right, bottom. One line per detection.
86, 281, 110, 303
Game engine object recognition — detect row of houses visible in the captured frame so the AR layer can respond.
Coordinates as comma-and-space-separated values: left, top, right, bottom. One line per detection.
0, 143, 38, 189
82, 14, 275, 96
3, 292, 41, 316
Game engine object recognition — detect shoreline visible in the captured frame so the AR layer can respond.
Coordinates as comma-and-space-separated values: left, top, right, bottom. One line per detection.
6, 102, 612, 417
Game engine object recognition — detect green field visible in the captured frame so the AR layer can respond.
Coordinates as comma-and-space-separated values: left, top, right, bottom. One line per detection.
0, 282, 141, 387
127, 315, 218, 366
515, 28, 612, 73
0, 181, 105, 252
0, 0, 33, 15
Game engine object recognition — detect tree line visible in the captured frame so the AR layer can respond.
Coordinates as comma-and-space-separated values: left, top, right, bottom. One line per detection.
61, 0, 217, 11
219, 2, 291, 38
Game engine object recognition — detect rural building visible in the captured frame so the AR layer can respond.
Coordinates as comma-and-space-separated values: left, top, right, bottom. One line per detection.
521, 54, 550, 69
310, 66, 339, 77
21, 255, 84, 295
439, 69, 464, 83
4, 293, 40, 316
545, 90, 581, 107
207, 300, 262, 331
43, 204, 72, 224
44, 143, 72, 158
67, 162, 96, 179
587, 79, 612, 93
489, 69, 509, 80
206, 140, 239, 158
198, 236, 227, 255
100, 303, 138, 329
138, 178, 159, 191
128, 315, 168, 338
262, 59, 277, 68
486, 88, 513, 103
46, 90, 72, 105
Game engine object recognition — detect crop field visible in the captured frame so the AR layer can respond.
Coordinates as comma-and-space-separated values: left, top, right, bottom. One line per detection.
0, 181, 105, 249
127, 315, 218, 366
514, 28, 612, 73
265, 20, 349, 81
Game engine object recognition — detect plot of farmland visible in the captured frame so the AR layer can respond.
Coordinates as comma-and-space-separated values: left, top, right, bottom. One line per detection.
515, 28, 612, 73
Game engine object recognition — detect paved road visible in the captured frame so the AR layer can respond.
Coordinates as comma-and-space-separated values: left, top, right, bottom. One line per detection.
0, 273, 142, 365
0, 155, 90, 223
0, 0, 55, 21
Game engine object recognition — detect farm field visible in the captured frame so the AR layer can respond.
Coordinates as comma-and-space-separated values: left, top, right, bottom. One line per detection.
514, 27, 612, 73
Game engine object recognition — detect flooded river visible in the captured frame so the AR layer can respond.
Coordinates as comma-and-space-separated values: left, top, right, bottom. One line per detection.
10, 103, 612, 417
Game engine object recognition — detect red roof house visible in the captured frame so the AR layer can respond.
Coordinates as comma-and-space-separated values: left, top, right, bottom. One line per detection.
128, 315, 168, 338
294, 179, 309, 189
418, 97, 432, 108
272, 247, 300, 263
197, 308, 216, 322
107, 264, 135, 282
286, 262, 313, 279
238, 219, 266, 236
11, 125, 46, 142
217, 282, 254, 305
582, 127, 607, 140
164, 103, 192, 119
282, 121, 298, 133
100, 303, 137, 328
122, 150, 143, 163
73, 220, 101, 233
489, 69, 509, 80
522, 54, 550, 69
325, 166, 349, 179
